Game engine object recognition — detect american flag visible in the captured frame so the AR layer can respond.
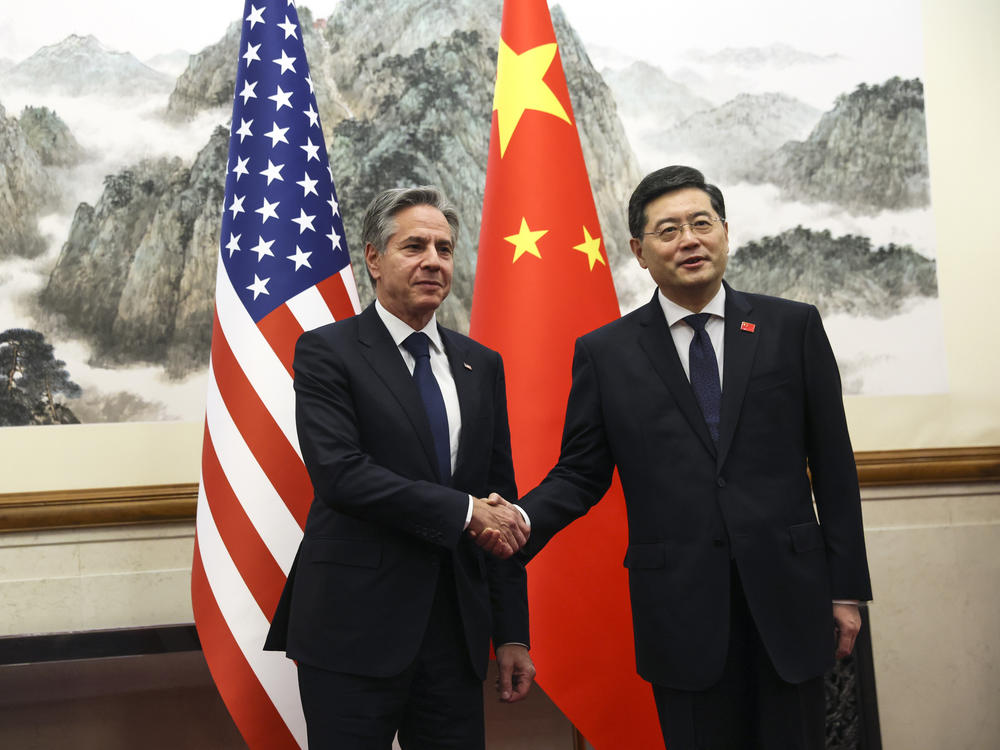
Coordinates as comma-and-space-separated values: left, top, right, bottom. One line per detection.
191, 2, 359, 747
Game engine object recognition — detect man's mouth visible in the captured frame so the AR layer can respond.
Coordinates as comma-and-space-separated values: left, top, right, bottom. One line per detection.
679, 255, 706, 268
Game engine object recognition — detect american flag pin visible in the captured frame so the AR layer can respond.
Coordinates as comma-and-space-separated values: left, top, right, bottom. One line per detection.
464, 362, 473, 370
740, 321, 756, 333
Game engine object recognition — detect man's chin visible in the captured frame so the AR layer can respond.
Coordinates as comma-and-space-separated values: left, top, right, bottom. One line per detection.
413, 293, 448, 313
678, 268, 722, 288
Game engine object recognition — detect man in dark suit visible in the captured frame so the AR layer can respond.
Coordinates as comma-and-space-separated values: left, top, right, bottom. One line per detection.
519, 166, 872, 748
265, 186, 534, 749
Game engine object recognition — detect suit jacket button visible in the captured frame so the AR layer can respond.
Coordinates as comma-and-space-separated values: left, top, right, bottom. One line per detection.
717, 477, 726, 488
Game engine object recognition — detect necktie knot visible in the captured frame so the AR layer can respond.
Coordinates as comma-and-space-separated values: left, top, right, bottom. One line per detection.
685, 313, 712, 333
402, 331, 431, 360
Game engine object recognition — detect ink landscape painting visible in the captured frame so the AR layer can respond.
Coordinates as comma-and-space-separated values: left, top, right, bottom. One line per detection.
0, 0, 943, 426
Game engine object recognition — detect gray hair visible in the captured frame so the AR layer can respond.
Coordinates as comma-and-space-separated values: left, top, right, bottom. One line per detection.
361, 185, 460, 254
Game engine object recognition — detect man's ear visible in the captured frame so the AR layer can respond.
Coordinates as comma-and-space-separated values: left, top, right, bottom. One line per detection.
364, 243, 381, 282
630, 237, 648, 269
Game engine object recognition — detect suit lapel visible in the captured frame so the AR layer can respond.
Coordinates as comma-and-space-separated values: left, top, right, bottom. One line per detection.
636, 294, 717, 456
357, 304, 441, 478
441, 328, 476, 483
718, 283, 758, 468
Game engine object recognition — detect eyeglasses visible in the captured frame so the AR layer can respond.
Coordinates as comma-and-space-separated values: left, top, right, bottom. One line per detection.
641, 216, 723, 243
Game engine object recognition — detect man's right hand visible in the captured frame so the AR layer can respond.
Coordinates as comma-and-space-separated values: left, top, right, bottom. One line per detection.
468, 493, 529, 559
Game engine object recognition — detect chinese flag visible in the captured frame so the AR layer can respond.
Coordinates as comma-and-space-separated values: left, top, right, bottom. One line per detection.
469, 0, 662, 747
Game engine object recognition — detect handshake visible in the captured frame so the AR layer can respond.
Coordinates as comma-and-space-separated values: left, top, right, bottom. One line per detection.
468, 493, 530, 559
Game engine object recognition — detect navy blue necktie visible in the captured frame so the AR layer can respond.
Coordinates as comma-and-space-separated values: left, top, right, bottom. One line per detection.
685, 313, 721, 444
402, 332, 451, 483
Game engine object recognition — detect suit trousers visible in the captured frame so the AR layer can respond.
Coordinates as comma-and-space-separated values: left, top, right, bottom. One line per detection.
297, 556, 485, 750
652, 563, 826, 750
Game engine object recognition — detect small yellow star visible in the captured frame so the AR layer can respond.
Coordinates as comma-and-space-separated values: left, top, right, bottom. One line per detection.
573, 226, 605, 270
505, 217, 548, 263
493, 39, 571, 157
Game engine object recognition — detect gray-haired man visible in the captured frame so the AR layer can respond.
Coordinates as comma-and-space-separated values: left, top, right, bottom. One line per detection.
266, 186, 534, 749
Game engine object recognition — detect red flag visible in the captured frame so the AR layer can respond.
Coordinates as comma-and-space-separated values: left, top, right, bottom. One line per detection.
470, 0, 662, 746
192, 2, 360, 746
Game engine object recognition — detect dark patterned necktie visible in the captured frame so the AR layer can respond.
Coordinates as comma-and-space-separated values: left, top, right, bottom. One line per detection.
685, 313, 721, 444
402, 332, 451, 482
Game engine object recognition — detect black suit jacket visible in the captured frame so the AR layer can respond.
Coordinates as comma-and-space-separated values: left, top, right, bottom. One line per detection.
521, 283, 871, 690
265, 303, 528, 680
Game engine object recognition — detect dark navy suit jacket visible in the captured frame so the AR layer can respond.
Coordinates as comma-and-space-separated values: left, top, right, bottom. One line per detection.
265, 303, 528, 680
521, 282, 871, 690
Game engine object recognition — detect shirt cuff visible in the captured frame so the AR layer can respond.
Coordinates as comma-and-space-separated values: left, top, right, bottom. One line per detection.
464, 495, 474, 530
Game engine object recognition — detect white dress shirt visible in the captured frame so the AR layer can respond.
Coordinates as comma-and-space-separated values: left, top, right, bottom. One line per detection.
375, 300, 461, 474
657, 285, 726, 388
376, 300, 530, 530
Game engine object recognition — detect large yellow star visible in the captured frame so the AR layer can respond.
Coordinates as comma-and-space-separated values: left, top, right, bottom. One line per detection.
573, 226, 605, 270
493, 39, 571, 157
504, 217, 548, 263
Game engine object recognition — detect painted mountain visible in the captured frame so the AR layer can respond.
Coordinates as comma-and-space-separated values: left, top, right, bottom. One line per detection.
660, 92, 821, 183
690, 42, 843, 68
0, 34, 173, 97
726, 227, 937, 318
0, 0, 945, 421
40, 131, 227, 377
38, 0, 641, 376
600, 61, 714, 151
759, 77, 930, 214
0, 102, 82, 259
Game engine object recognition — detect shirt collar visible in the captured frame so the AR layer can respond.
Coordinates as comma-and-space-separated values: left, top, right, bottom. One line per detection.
657, 284, 727, 328
374, 299, 444, 353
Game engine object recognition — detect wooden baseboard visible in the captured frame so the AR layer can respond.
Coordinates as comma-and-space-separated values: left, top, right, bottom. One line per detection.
1, 447, 998, 533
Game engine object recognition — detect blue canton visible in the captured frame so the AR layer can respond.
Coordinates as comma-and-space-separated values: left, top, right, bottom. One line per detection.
221, 1, 349, 322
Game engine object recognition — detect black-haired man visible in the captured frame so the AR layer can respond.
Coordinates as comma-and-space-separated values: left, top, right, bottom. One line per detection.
520, 166, 871, 748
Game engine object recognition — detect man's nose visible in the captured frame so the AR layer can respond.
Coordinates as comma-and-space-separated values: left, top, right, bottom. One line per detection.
418, 245, 441, 267
677, 225, 700, 245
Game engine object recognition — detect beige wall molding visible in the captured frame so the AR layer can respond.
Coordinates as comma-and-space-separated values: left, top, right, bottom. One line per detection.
854, 446, 1000, 486
0, 483, 198, 533
2, 447, 998, 533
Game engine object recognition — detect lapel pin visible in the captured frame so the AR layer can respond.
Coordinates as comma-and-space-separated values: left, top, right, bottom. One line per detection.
740, 321, 756, 333
463, 362, 472, 370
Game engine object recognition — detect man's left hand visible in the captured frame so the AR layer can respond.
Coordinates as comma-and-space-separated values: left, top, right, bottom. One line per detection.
495, 644, 535, 703
833, 602, 862, 658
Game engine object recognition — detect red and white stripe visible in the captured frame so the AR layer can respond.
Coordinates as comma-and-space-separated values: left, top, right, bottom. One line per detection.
193, 260, 360, 748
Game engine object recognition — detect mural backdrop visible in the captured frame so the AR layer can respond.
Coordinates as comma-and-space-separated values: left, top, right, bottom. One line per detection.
0, 0, 942, 426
